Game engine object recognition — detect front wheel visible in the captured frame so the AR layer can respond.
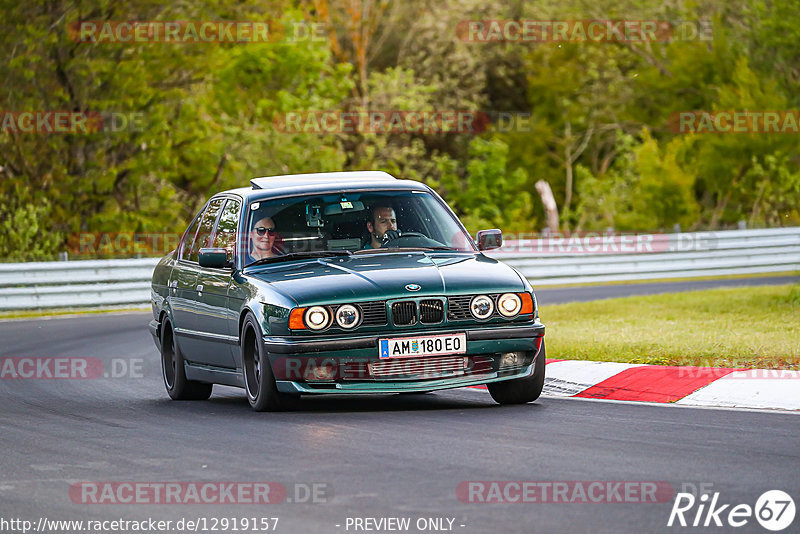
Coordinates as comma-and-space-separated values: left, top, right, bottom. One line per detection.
160, 319, 213, 400
241, 314, 298, 412
487, 343, 546, 405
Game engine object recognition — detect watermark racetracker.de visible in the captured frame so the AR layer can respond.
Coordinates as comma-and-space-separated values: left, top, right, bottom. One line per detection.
272, 110, 492, 135
456, 481, 674, 503
677, 365, 800, 380
271, 110, 543, 135
0, 517, 280, 533
0, 357, 143, 379
669, 110, 800, 134
0, 111, 145, 134
68, 20, 328, 44
69, 481, 331, 504
456, 19, 712, 43
494, 231, 719, 255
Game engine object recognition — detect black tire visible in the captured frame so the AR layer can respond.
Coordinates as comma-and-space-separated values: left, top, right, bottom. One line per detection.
241, 314, 298, 412
487, 343, 546, 405
160, 319, 213, 401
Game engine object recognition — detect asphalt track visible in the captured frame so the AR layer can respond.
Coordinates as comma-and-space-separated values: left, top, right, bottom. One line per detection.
1, 276, 798, 534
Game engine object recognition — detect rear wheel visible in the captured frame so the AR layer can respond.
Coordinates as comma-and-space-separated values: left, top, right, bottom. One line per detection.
488, 343, 546, 405
160, 320, 213, 400
241, 314, 297, 412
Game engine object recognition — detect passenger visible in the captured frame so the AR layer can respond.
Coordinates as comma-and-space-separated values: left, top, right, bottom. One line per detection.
247, 216, 280, 263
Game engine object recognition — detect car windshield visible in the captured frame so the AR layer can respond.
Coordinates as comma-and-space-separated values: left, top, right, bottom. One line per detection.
243, 189, 475, 262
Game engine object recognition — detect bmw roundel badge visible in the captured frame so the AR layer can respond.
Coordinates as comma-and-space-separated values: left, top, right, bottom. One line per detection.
405, 284, 421, 291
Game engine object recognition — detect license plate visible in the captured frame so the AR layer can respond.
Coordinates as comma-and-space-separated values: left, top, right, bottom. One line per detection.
378, 333, 467, 359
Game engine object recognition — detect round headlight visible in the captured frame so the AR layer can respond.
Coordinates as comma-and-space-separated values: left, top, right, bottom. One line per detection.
498, 293, 522, 317
470, 295, 494, 320
335, 304, 360, 329
304, 306, 330, 330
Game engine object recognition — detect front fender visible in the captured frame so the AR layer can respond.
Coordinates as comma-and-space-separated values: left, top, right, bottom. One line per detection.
235, 272, 296, 339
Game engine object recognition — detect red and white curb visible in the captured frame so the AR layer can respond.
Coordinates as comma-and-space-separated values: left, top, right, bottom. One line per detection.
473, 360, 800, 411
544, 360, 800, 410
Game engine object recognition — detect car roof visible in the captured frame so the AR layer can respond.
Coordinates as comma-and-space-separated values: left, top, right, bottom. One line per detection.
221, 171, 431, 200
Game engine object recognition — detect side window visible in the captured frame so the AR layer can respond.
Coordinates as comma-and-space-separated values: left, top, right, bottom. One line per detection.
213, 198, 241, 261
179, 210, 203, 262
189, 198, 225, 263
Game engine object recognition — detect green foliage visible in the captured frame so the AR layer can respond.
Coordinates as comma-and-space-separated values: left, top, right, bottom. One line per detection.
0, 2, 352, 255
2, 0, 800, 260
439, 138, 535, 233
575, 130, 698, 231
0, 200, 63, 262
632, 130, 698, 230
574, 134, 639, 230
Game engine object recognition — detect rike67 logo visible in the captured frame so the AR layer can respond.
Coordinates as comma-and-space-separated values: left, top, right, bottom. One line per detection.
668, 490, 795, 531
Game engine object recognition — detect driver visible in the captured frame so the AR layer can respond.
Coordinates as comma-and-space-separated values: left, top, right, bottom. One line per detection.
363, 206, 399, 249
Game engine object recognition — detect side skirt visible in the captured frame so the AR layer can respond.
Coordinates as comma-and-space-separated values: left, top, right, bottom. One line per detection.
184, 361, 244, 388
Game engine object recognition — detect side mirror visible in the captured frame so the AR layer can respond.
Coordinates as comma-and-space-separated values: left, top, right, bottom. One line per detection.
476, 229, 503, 251
199, 248, 231, 269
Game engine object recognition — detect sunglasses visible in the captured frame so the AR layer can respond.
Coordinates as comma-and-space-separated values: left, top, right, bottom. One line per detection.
254, 226, 276, 236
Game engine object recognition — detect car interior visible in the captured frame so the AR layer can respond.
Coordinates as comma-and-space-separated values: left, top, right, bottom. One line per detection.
249, 192, 443, 254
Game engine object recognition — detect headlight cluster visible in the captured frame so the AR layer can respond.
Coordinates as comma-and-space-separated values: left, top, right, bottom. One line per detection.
334, 305, 360, 329
470, 295, 494, 319
305, 306, 331, 330
498, 293, 522, 316
289, 292, 536, 330
289, 304, 361, 331
468, 292, 534, 320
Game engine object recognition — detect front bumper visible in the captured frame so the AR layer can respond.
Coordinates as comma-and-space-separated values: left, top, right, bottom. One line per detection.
263, 324, 544, 354
266, 323, 545, 394
275, 362, 537, 394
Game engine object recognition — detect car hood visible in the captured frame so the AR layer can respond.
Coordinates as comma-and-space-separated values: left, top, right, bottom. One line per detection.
245, 252, 526, 305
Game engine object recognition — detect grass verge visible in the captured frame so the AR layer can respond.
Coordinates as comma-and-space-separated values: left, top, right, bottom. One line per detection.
543, 284, 800, 369
535, 270, 799, 289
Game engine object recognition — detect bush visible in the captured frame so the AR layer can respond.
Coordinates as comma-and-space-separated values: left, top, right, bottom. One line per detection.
0, 202, 63, 262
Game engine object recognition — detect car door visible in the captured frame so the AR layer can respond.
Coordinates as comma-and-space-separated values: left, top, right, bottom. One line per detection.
173, 197, 225, 365
193, 196, 241, 368
169, 208, 204, 349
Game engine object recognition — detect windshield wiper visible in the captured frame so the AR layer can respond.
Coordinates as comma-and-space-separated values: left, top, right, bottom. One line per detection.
244, 250, 351, 268
352, 246, 462, 255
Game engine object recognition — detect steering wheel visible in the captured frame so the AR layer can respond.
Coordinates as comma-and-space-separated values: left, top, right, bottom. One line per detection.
380, 232, 428, 248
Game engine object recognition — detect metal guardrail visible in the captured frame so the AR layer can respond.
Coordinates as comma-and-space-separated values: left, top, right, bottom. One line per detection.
0, 228, 798, 310
489, 227, 800, 285
0, 258, 159, 310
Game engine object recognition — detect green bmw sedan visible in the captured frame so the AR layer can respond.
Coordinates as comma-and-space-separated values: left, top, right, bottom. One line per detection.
149, 171, 546, 411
